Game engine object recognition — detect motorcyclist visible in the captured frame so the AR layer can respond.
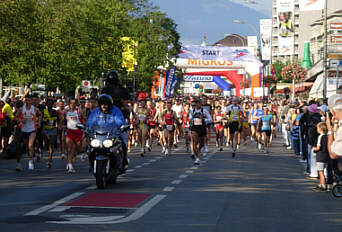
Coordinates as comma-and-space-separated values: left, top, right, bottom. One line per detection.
100, 70, 130, 110
100, 70, 130, 169
86, 94, 129, 172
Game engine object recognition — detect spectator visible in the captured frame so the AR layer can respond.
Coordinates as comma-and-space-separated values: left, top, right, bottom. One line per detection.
327, 94, 342, 159
312, 122, 329, 191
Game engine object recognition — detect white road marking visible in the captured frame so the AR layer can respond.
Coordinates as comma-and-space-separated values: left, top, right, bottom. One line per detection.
86, 185, 96, 190
149, 159, 157, 162
48, 195, 167, 224
126, 169, 135, 173
171, 180, 182, 185
163, 187, 175, 192
185, 170, 194, 174
49, 206, 71, 213
134, 165, 142, 168
155, 157, 163, 160
190, 167, 198, 170
25, 192, 84, 216
179, 174, 188, 179
202, 161, 207, 164
141, 163, 149, 166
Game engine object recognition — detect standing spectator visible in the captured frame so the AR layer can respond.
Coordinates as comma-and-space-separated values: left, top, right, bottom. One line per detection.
301, 101, 322, 177
313, 122, 329, 191
327, 94, 342, 159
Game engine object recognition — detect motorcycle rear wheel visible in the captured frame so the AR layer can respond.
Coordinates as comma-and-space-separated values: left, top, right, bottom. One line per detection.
332, 184, 342, 198
96, 160, 107, 189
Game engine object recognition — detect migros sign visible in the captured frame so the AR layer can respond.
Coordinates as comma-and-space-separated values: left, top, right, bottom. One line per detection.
187, 59, 233, 67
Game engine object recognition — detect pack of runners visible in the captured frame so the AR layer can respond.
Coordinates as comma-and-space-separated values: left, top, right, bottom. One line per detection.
0, 90, 284, 171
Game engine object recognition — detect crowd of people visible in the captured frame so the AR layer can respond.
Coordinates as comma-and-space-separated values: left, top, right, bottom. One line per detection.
278, 95, 342, 191
0, 85, 341, 192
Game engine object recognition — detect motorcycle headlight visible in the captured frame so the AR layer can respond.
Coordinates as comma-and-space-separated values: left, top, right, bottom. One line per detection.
103, 139, 113, 148
91, 139, 101, 148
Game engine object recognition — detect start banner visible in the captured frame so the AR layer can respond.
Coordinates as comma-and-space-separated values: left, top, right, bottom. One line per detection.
178, 45, 257, 62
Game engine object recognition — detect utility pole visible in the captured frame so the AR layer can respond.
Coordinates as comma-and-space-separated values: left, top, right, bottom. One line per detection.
323, 0, 328, 100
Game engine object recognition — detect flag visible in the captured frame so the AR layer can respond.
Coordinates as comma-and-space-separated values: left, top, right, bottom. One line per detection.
299, 0, 324, 11
121, 37, 138, 72
164, 66, 176, 99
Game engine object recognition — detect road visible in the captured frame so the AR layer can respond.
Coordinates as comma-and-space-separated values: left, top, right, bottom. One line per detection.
0, 136, 341, 232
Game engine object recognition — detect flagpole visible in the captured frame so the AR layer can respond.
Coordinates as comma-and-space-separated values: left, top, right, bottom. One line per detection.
323, 0, 328, 100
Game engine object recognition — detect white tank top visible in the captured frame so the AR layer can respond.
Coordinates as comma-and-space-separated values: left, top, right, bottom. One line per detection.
22, 105, 36, 132
66, 110, 81, 130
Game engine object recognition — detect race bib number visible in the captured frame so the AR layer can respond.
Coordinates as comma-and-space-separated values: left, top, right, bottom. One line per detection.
166, 125, 173, 131
48, 120, 54, 126
194, 118, 202, 126
138, 114, 146, 121
216, 116, 222, 121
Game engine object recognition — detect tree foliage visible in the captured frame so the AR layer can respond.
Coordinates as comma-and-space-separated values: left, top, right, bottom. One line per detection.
0, 0, 180, 93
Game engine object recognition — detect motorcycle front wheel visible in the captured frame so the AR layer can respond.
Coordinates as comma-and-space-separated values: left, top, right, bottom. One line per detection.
96, 160, 107, 189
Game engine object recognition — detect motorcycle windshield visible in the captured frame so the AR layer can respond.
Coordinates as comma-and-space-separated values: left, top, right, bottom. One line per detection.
92, 114, 117, 136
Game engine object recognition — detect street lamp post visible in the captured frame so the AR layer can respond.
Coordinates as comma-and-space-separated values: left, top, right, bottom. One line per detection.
233, 19, 260, 98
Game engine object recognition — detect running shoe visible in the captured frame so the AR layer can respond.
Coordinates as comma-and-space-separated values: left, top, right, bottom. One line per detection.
220, 147, 223, 152
186, 145, 191, 153
232, 152, 236, 158
236, 144, 240, 150
81, 153, 87, 162
127, 148, 131, 153
61, 153, 65, 160
46, 161, 51, 169
147, 145, 152, 152
313, 185, 327, 192
258, 143, 262, 150
165, 149, 169, 156
194, 158, 200, 165
204, 145, 209, 153
173, 143, 178, 148
67, 163, 76, 173
28, 160, 34, 170
16, 163, 22, 172
191, 154, 195, 160
36, 154, 41, 163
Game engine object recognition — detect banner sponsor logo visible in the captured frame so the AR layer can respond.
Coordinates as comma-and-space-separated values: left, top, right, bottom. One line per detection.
178, 45, 257, 62
184, 76, 214, 82
299, 0, 324, 11
260, 19, 272, 61
277, 0, 294, 56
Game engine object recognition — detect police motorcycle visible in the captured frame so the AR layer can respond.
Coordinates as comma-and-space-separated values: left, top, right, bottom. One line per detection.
78, 119, 129, 189
332, 175, 342, 198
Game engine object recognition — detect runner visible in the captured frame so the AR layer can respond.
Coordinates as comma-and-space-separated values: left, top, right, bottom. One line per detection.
241, 102, 251, 145
15, 95, 42, 170
225, 97, 242, 157
189, 99, 212, 165
148, 101, 158, 151
56, 100, 66, 160
259, 107, 274, 154
182, 102, 191, 153
136, 101, 150, 157
59, 98, 87, 173
172, 98, 183, 146
161, 100, 177, 156
42, 98, 59, 168
214, 105, 224, 151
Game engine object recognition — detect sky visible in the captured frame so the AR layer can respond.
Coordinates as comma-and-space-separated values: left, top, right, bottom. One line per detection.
150, 0, 272, 46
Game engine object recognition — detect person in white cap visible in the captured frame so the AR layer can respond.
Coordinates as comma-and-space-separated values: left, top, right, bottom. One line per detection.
326, 94, 342, 159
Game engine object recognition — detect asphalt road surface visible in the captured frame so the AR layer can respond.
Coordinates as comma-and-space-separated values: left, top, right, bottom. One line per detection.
0, 136, 341, 232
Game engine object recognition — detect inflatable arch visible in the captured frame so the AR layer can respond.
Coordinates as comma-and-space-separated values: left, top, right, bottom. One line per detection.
185, 71, 244, 96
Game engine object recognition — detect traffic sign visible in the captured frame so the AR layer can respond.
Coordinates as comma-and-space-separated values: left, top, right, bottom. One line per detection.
330, 22, 342, 31
328, 54, 342, 59
329, 60, 342, 68
330, 35, 342, 44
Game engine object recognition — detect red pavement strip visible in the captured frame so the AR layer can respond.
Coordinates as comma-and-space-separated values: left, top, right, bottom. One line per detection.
66, 193, 151, 208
